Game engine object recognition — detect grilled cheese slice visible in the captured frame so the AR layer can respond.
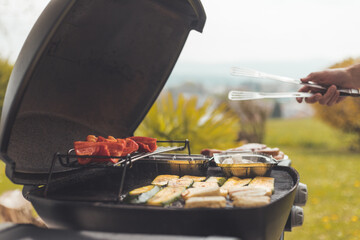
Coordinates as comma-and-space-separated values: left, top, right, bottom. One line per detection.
249, 177, 275, 193
233, 195, 270, 208
181, 186, 221, 200
185, 196, 226, 208
229, 186, 271, 200
192, 182, 218, 188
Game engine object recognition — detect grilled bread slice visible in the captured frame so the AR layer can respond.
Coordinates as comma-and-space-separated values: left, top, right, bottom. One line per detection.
185, 196, 226, 208
167, 178, 194, 188
151, 175, 179, 186
205, 177, 226, 186
249, 177, 275, 193
147, 186, 185, 206
233, 195, 270, 208
192, 182, 219, 188
180, 175, 206, 182
181, 186, 221, 200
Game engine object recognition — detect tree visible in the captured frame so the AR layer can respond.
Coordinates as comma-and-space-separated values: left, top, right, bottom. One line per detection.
313, 57, 360, 150
0, 59, 12, 115
135, 92, 241, 154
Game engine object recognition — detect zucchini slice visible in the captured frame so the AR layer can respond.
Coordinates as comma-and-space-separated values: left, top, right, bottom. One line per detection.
147, 187, 185, 206
180, 175, 206, 182
206, 176, 227, 186
151, 175, 179, 186
126, 185, 161, 204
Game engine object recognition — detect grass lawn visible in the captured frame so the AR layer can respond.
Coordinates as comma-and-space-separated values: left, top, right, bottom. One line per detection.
265, 118, 360, 240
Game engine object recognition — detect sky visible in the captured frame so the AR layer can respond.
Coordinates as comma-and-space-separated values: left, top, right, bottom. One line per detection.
1, 0, 360, 75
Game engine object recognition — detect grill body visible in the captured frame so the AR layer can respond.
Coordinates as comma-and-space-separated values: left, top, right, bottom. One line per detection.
24, 161, 299, 240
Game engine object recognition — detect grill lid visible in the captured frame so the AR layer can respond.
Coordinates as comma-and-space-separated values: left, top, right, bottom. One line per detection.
0, 0, 206, 185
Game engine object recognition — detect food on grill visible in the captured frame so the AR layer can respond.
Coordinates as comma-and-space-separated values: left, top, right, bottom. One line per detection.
122, 138, 139, 156
181, 186, 221, 200
74, 135, 157, 164
167, 178, 194, 188
74, 141, 125, 164
147, 187, 185, 206
220, 177, 252, 196
205, 177, 226, 186
130, 136, 157, 153
257, 147, 279, 156
151, 175, 179, 186
232, 196, 271, 208
184, 196, 226, 208
180, 175, 206, 182
249, 177, 275, 193
192, 182, 219, 188
229, 186, 271, 200
201, 143, 285, 160
126, 185, 161, 204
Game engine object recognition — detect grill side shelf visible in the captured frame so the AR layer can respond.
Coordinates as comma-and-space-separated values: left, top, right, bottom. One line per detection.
44, 140, 191, 198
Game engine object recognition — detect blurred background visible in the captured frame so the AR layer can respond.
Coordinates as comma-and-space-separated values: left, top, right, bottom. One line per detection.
0, 0, 360, 239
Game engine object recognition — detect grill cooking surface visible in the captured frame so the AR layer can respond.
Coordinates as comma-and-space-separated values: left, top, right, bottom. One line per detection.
41, 158, 295, 207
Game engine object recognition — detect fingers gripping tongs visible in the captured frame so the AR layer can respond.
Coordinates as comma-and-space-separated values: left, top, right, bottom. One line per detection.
231, 67, 360, 97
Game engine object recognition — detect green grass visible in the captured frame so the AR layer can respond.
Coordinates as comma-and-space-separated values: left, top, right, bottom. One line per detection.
265, 118, 360, 240
0, 163, 22, 195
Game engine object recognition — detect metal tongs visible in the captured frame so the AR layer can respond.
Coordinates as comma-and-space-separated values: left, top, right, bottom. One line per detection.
230, 67, 360, 100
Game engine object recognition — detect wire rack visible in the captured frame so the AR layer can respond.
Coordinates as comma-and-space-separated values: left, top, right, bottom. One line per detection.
44, 140, 191, 198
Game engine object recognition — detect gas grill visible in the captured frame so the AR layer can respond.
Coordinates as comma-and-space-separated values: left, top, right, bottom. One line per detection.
0, 0, 307, 240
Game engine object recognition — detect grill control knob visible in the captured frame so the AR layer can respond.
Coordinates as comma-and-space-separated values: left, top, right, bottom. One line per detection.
294, 182, 308, 206
291, 206, 304, 228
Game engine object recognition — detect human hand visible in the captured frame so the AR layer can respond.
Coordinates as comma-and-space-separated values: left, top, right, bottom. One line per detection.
296, 68, 355, 106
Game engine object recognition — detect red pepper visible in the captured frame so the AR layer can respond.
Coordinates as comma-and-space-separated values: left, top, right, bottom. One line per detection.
121, 138, 139, 156
74, 141, 100, 165
129, 136, 157, 153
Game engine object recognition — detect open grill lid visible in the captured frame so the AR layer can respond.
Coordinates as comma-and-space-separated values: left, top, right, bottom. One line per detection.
0, 0, 206, 185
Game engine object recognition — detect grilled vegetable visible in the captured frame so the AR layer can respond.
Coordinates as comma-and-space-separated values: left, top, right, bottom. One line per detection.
192, 182, 218, 188
185, 196, 226, 208
147, 187, 185, 206
181, 186, 221, 200
180, 175, 206, 182
126, 185, 161, 204
205, 177, 226, 186
151, 175, 179, 186
249, 177, 275, 193
167, 178, 194, 188
220, 177, 251, 197
221, 177, 251, 190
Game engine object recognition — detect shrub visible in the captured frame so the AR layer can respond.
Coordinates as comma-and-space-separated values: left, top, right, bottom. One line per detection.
0, 59, 13, 114
312, 57, 360, 150
135, 92, 241, 154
